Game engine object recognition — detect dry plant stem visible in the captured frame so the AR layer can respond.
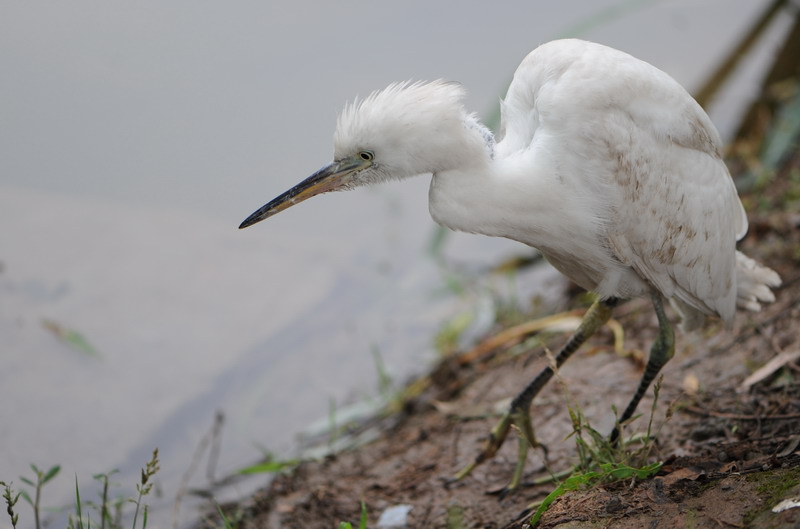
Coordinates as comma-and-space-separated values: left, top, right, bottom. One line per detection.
173, 413, 225, 529
684, 406, 800, 421
458, 309, 585, 364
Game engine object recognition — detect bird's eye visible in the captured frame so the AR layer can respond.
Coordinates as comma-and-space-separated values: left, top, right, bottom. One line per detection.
359, 150, 374, 161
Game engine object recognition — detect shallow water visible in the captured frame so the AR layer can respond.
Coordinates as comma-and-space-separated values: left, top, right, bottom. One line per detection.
0, 0, 790, 526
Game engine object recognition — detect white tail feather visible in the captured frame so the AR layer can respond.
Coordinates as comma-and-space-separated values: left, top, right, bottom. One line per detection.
735, 251, 781, 312
673, 251, 780, 332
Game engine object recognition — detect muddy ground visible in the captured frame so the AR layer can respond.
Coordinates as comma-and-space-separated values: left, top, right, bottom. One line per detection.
205, 147, 800, 529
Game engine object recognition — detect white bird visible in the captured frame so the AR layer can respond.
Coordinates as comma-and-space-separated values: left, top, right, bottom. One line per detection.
240, 39, 781, 490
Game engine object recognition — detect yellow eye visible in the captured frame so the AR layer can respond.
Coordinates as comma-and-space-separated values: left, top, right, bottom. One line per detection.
359, 150, 374, 161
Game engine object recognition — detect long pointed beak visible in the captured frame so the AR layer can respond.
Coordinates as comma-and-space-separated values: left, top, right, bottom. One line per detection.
239, 155, 371, 229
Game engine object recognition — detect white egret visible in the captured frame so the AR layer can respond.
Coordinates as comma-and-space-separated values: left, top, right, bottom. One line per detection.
240, 39, 781, 490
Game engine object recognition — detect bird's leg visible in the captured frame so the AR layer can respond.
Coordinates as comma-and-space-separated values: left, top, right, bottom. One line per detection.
454, 297, 619, 490
610, 291, 674, 443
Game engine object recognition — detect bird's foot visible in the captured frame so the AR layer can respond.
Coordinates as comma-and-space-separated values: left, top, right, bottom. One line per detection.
453, 402, 545, 495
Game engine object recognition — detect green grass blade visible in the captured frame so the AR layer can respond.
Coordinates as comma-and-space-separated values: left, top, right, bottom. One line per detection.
358, 501, 367, 529
530, 473, 598, 525
236, 460, 299, 475
41, 320, 102, 357
75, 475, 84, 529
215, 503, 236, 529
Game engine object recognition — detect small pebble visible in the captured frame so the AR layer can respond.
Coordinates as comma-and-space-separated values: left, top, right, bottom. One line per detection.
377, 504, 413, 528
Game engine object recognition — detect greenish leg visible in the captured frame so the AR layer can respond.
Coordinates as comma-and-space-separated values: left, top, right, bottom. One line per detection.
454, 297, 619, 490
610, 291, 674, 443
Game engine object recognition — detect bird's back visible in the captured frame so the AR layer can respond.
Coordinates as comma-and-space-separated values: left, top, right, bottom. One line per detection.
494, 39, 776, 324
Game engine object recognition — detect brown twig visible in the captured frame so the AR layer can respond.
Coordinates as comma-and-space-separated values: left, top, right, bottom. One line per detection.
683, 405, 800, 421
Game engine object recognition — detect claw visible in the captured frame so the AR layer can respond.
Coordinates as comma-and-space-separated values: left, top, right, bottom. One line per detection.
453, 401, 545, 495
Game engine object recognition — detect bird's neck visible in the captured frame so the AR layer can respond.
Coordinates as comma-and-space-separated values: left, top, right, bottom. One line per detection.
426, 113, 571, 248
427, 149, 565, 250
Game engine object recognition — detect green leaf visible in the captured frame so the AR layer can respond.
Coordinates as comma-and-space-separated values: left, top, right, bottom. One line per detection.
18, 491, 32, 506
236, 460, 299, 475
528, 484, 567, 526
529, 471, 600, 526
337, 524, 353, 529
41, 320, 102, 357
634, 462, 662, 478
19, 478, 34, 488
91, 470, 118, 481
43, 466, 61, 484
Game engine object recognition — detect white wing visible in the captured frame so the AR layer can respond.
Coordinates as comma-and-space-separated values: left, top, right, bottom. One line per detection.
503, 40, 748, 321
605, 118, 744, 322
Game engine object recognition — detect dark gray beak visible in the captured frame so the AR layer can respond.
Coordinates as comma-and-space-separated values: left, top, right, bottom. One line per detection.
239, 155, 371, 229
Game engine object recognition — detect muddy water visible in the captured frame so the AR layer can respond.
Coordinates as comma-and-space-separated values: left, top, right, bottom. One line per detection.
0, 0, 788, 525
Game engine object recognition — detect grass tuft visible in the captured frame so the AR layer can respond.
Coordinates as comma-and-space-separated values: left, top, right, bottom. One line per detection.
2, 450, 161, 529
528, 371, 667, 526
131, 449, 160, 529
1, 480, 21, 529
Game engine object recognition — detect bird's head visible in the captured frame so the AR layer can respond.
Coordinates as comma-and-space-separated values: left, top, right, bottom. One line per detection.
240, 80, 486, 229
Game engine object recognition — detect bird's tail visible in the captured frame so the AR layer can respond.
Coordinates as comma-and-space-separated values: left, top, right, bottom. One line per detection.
673, 251, 781, 332
735, 250, 781, 312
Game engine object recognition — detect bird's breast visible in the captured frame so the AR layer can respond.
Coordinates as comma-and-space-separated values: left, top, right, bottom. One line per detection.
429, 165, 648, 300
